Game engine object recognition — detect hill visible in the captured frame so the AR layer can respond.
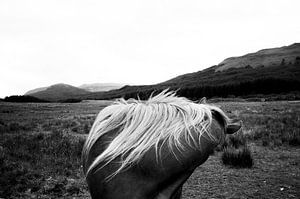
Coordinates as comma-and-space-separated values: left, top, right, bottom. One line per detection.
216, 43, 300, 72
22, 43, 300, 101
78, 83, 124, 92
27, 83, 90, 101
25, 86, 48, 95
80, 43, 300, 100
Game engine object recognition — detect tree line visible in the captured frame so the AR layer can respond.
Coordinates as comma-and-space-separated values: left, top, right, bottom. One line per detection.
122, 78, 300, 100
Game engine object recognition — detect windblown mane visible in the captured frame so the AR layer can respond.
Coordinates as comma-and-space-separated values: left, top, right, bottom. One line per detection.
82, 90, 230, 179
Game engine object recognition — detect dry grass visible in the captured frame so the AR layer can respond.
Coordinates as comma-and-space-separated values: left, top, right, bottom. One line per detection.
0, 100, 299, 198
222, 146, 254, 168
0, 101, 110, 198
183, 144, 300, 199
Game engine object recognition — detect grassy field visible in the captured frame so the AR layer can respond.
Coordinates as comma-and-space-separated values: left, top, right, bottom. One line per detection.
0, 100, 299, 198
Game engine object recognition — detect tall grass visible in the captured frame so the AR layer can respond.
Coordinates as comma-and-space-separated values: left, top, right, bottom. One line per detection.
0, 101, 299, 197
246, 112, 300, 147
0, 129, 86, 197
220, 131, 254, 168
222, 146, 254, 168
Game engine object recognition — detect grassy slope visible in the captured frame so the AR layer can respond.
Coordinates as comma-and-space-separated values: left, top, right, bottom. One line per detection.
82, 63, 300, 100
23, 44, 300, 101
28, 84, 91, 101
216, 43, 300, 71
0, 100, 299, 198
81, 44, 300, 100
163, 63, 300, 87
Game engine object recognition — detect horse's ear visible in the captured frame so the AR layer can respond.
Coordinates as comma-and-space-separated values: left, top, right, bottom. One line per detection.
226, 120, 242, 134
199, 97, 207, 104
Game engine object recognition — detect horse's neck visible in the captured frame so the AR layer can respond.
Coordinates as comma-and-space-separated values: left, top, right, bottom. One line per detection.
83, 128, 120, 174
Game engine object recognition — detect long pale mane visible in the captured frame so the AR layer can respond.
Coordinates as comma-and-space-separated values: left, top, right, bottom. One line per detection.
82, 90, 230, 179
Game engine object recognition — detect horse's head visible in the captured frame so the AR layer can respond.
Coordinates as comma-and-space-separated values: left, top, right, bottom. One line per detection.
198, 97, 242, 144
210, 109, 242, 144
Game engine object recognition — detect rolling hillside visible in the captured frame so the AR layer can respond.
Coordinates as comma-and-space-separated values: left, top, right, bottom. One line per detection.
24, 43, 300, 101
81, 43, 300, 100
25, 86, 48, 95
216, 43, 300, 72
25, 83, 124, 101
27, 83, 90, 101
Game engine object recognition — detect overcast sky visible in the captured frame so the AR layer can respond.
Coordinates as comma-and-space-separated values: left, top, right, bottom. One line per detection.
0, 0, 299, 98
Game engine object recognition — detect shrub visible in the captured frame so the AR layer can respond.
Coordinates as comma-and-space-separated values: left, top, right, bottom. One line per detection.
286, 131, 300, 146
226, 134, 246, 148
218, 131, 247, 151
222, 146, 254, 168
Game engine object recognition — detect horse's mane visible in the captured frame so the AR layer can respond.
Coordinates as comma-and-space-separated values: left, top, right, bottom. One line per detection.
82, 90, 230, 179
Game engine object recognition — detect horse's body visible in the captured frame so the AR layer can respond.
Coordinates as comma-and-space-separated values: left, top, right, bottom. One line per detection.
82, 91, 241, 199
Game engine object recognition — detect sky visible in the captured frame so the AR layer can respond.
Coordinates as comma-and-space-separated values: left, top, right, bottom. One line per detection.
0, 0, 300, 98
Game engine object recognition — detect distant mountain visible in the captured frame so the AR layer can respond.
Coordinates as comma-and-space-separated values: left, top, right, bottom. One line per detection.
26, 83, 90, 101
80, 43, 300, 100
25, 82, 124, 101
25, 86, 48, 95
23, 43, 300, 101
215, 43, 300, 72
79, 83, 124, 92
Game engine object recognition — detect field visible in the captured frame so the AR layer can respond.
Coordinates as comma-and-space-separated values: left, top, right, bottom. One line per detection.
0, 100, 299, 198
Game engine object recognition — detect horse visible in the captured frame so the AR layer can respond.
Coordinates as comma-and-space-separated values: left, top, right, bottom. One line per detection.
82, 90, 242, 199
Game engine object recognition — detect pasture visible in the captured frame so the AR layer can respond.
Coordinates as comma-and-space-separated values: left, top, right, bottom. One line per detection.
0, 100, 299, 198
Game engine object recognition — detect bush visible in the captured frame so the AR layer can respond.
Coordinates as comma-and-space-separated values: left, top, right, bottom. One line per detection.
216, 131, 247, 152
222, 146, 254, 168
223, 133, 246, 149
286, 131, 300, 146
